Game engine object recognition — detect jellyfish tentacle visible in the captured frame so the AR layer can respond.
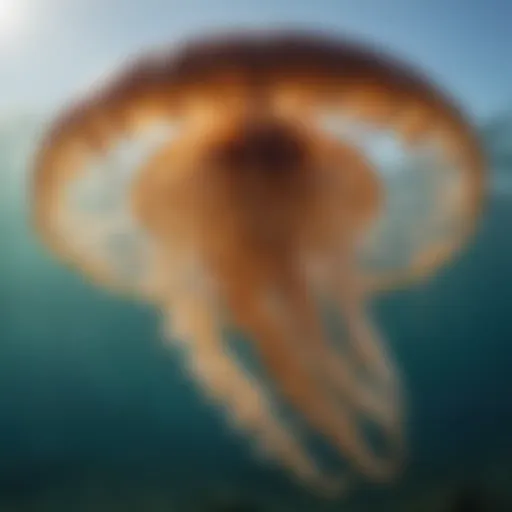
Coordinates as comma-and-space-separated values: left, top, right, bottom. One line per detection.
332, 272, 406, 460
345, 308, 398, 392
277, 264, 400, 442
225, 274, 398, 482
336, 276, 400, 393
274, 262, 404, 474
160, 283, 342, 496
342, 308, 405, 464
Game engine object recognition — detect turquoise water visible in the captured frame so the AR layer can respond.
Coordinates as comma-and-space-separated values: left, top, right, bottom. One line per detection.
0, 115, 511, 511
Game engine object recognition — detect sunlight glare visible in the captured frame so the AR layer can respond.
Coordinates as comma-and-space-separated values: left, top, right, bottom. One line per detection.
0, 0, 27, 42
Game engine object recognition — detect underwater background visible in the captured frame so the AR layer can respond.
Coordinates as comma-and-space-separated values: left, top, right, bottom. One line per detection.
0, 110, 511, 512
2, 1, 512, 510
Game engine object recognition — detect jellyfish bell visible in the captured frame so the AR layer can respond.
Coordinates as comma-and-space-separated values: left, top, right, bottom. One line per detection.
30, 30, 487, 496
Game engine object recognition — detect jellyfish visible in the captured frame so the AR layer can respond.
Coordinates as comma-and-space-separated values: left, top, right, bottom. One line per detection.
30, 32, 487, 495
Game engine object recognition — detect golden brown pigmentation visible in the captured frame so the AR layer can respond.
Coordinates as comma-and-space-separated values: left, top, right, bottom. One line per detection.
30, 31, 486, 495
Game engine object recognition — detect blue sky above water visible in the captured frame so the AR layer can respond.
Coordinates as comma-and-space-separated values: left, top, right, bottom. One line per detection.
1, 0, 511, 120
